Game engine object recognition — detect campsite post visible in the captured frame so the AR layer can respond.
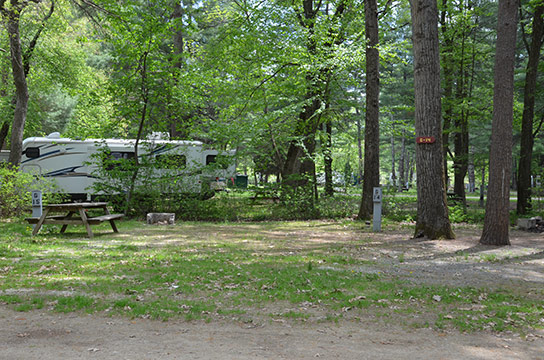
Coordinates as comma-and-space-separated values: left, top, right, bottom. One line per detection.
372, 187, 382, 232
31, 190, 42, 227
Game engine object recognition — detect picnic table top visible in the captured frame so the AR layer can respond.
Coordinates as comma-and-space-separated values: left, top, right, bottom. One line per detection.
44, 202, 108, 210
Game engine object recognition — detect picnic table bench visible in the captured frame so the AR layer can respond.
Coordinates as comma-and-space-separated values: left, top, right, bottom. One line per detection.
250, 187, 280, 203
26, 202, 123, 238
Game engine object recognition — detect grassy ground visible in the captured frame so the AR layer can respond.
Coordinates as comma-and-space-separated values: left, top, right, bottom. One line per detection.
1, 218, 543, 336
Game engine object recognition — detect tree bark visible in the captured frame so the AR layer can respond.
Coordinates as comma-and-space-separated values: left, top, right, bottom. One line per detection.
0, 121, 8, 150
517, 3, 544, 215
408, 152, 415, 185
356, 108, 363, 183
480, 0, 519, 246
410, 0, 454, 239
452, 3, 471, 209
358, 0, 380, 219
390, 126, 396, 187
324, 121, 334, 196
468, 146, 475, 192
5, 7, 29, 167
398, 129, 406, 191
453, 73, 469, 208
1, 0, 50, 167
168, 1, 189, 139
282, 0, 322, 191
440, 0, 453, 189
479, 163, 486, 208
281, 83, 321, 185
125, 50, 150, 216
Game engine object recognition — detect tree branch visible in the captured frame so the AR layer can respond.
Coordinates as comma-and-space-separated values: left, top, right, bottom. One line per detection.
234, 62, 299, 120
378, 0, 394, 19
533, 112, 544, 138
519, 4, 530, 52
23, 0, 54, 76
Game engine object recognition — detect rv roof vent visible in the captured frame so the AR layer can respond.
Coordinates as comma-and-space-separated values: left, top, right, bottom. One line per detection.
47, 132, 61, 139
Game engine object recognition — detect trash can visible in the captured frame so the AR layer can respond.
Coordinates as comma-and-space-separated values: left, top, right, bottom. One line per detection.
234, 174, 248, 189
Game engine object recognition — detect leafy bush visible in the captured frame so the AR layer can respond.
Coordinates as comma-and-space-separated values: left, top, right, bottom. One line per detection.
382, 192, 417, 222
0, 164, 61, 218
448, 205, 468, 223
88, 143, 217, 216
317, 194, 359, 219
275, 177, 320, 220
175, 195, 237, 221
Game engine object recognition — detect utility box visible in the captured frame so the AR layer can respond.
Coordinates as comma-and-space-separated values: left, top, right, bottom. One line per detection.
234, 175, 248, 189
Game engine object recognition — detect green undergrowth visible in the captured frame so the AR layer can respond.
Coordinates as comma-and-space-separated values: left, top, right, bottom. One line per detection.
0, 219, 542, 335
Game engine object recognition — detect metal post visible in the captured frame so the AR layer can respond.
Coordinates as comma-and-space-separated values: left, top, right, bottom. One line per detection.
31, 190, 42, 229
372, 187, 382, 232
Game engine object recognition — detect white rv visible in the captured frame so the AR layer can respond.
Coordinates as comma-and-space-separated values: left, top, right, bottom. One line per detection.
16, 133, 235, 200
0, 150, 9, 163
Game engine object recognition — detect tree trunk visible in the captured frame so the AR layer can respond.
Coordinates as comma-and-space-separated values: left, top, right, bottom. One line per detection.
405, 147, 411, 187
468, 146, 475, 192
398, 129, 406, 191
168, 2, 184, 139
452, 18, 470, 208
452, 119, 468, 207
324, 121, 334, 196
440, 0, 453, 190
356, 108, 363, 183
267, 123, 284, 181
511, 157, 517, 191
282, 0, 323, 196
359, 0, 380, 219
453, 103, 469, 208
0, 121, 8, 150
390, 128, 396, 188
5, 9, 29, 167
480, 0, 519, 246
2, 0, 52, 166
125, 50, 150, 216
517, 3, 544, 215
479, 163, 486, 208
410, 0, 454, 239
281, 89, 321, 183
408, 152, 415, 185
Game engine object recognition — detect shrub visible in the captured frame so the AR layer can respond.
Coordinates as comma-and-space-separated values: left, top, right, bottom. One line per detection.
0, 164, 61, 218
448, 205, 468, 223
88, 143, 222, 217
382, 191, 417, 222
275, 177, 320, 220
317, 194, 359, 219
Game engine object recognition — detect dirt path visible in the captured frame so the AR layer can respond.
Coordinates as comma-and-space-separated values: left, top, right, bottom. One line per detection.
351, 226, 544, 291
1, 306, 543, 360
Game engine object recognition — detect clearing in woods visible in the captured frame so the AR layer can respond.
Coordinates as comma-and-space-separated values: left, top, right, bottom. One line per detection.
0, 221, 543, 359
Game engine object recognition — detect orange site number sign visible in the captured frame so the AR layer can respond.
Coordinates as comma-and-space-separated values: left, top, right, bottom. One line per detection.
416, 136, 436, 144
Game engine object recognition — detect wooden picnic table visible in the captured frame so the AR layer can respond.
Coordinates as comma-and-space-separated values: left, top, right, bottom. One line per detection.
27, 202, 123, 238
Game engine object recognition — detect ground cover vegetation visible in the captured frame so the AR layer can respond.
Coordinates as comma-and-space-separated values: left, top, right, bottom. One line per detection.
0, 220, 543, 336
0, 0, 541, 242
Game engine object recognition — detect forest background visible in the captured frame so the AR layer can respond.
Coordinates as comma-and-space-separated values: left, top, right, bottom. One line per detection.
0, 0, 543, 242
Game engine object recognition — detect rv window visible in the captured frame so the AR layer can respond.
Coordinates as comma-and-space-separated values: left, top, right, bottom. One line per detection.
206, 154, 229, 169
206, 155, 217, 165
156, 154, 186, 169
25, 147, 40, 159
110, 152, 135, 161
104, 151, 135, 170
